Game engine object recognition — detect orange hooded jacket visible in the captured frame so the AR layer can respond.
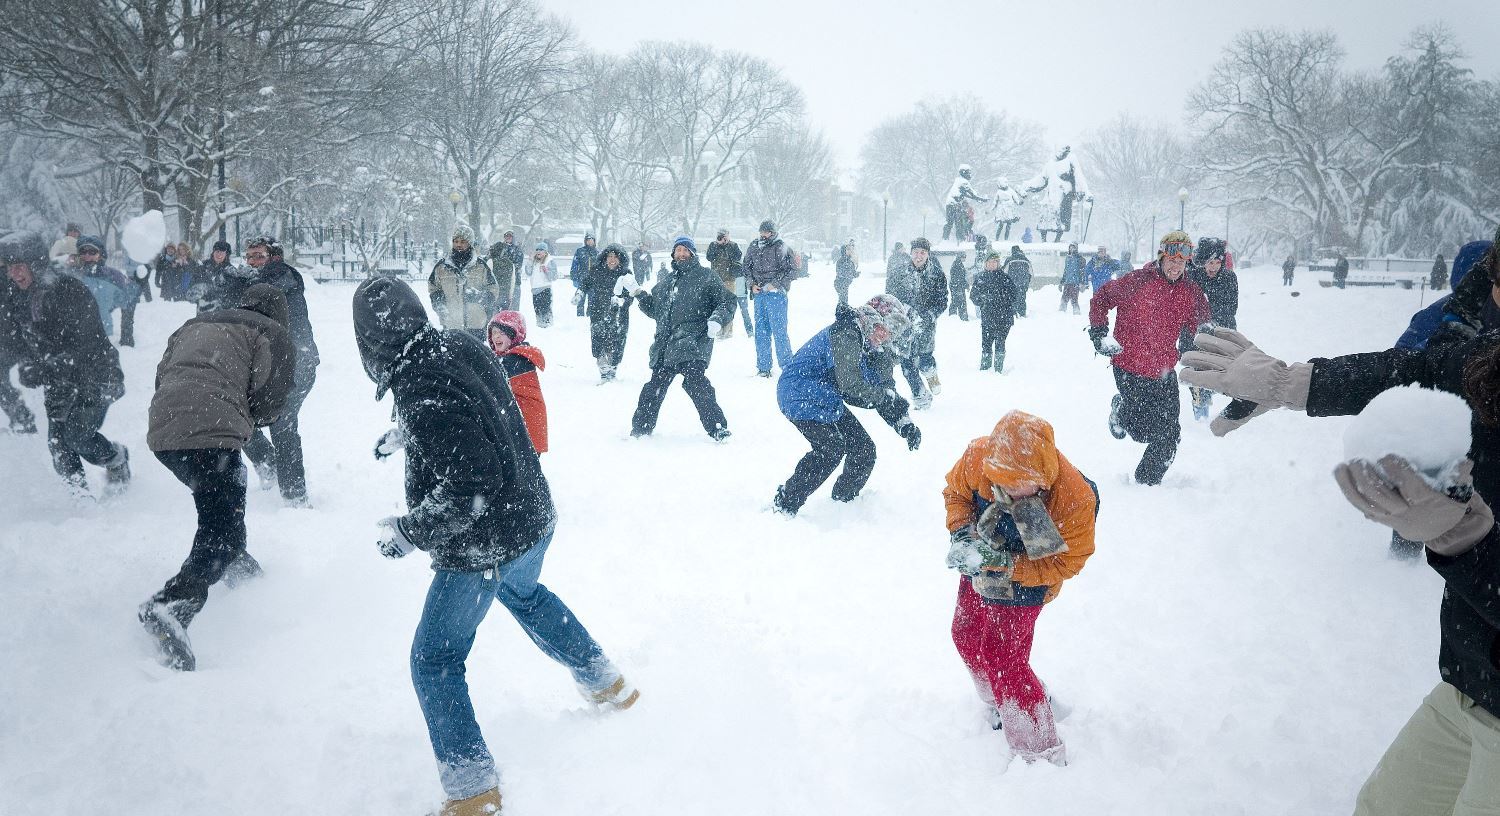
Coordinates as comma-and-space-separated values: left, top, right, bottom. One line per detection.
942, 411, 1097, 603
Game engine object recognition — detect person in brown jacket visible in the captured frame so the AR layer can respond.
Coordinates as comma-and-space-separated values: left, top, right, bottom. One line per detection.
137, 283, 295, 672
428, 224, 499, 337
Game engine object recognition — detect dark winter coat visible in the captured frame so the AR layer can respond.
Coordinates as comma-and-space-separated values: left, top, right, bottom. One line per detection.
835, 247, 860, 286
1304, 331, 1500, 719
570, 243, 598, 284
0, 270, 124, 404
1333, 257, 1350, 281
886, 250, 911, 279
489, 241, 524, 285
634, 255, 737, 370
353, 277, 555, 572
1004, 254, 1033, 292
581, 244, 632, 319
969, 265, 1017, 320
1188, 266, 1239, 329
743, 235, 796, 292
632, 248, 653, 280
226, 259, 319, 390
192, 258, 235, 312
1089, 262, 1210, 380
887, 257, 948, 315
947, 257, 969, 296
706, 240, 743, 288
148, 283, 294, 452
777, 304, 900, 425
1433, 257, 1450, 290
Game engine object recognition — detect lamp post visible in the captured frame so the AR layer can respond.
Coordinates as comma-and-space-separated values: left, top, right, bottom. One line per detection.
449, 190, 462, 220
882, 195, 889, 260
1178, 187, 1188, 230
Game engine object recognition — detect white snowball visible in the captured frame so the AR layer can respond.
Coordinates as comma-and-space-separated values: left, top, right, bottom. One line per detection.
120, 210, 167, 265
1343, 385, 1472, 486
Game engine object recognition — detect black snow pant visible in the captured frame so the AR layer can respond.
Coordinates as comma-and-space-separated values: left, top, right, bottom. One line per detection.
835, 279, 852, 307
119, 299, 138, 346
533, 287, 554, 328
150, 449, 248, 625
46, 390, 117, 480
980, 312, 1013, 369
949, 286, 969, 320
779, 409, 876, 512
589, 309, 630, 369
1113, 367, 1181, 486
244, 378, 311, 502
631, 360, 727, 437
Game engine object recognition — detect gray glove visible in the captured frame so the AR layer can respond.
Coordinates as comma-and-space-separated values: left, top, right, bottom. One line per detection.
1333, 456, 1494, 557
1179, 328, 1313, 411
376, 516, 416, 559
946, 526, 1007, 576
373, 426, 405, 460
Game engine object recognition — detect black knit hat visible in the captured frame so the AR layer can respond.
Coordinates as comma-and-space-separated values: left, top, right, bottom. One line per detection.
909, 237, 931, 251
212, 240, 232, 254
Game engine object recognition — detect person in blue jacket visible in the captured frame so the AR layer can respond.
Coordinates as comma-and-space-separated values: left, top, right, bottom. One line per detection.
771, 294, 923, 516
69, 234, 136, 344
1395, 240, 1492, 352
1086, 245, 1120, 292
1059, 243, 1085, 314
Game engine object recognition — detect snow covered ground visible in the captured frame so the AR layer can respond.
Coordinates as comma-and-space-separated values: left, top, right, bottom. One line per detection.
0, 263, 1449, 814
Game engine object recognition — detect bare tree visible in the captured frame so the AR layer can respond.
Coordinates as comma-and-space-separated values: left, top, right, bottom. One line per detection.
1078, 114, 1193, 255
409, 0, 575, 234
745, 125, 835, 240
624, 43, 804, 235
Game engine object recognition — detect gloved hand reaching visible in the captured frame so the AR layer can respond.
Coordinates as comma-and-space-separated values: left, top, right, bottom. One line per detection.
1334, 456, 1495, 557
376, 516, 416, 559
895, 416, 922, 451
1179, 328, 1312, 411
1088, 325, 1121, 357
373, 426, 406, 460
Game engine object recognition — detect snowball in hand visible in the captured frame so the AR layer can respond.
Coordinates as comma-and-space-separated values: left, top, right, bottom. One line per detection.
1343, 385, 1471, 486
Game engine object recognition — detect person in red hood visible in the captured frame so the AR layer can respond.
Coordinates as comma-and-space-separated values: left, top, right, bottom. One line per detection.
487, 310, 548, 454
1087, 230, 1209, 485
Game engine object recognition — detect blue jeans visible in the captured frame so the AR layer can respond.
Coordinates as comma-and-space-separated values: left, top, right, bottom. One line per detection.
410, 530, 614, 799
754, 290, 792, 374
737, 296, 753, 333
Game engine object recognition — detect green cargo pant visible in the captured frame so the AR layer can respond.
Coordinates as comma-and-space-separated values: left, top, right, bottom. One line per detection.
1354, 682, 1500, 815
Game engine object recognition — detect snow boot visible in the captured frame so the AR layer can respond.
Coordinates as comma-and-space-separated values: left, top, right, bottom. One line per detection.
253, 459, 277, 491
925, 371, 943, 395
1016, 744, 1068, 767
61, 470, 93, 504
222, 551, 265, 589
913, 391, 934, 411
772, 485, 798, 517
138, 598, 202, 672
710, 427, 732, 443
4, 402, 36, 434
433, 787, 501, 816
979, 353, 992, 371
103, 443, 131, 498
1107, 395, 1127, 440
993, 352, 1005, 373
583, 675, 640, 712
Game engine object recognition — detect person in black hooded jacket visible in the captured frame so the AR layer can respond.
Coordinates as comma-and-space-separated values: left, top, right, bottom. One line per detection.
1179, 256, 1500, 811
580, 243, 633, 382
353, 276, 638, 816
0, 230, 129, 499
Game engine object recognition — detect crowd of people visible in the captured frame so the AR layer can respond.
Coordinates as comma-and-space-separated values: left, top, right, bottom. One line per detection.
3, 215, 1498, 816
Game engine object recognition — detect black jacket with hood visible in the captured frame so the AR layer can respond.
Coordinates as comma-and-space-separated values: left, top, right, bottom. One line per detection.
581, 244, 633, 319
635, 252, 737, 370
354, 277, 556, 572
0, 269, 124, 404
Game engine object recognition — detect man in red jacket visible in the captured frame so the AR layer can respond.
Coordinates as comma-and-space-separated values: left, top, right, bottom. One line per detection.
1087, 230, 1209, 485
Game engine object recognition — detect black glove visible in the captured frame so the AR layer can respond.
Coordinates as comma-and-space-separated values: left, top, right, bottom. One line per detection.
895, 417, 921, 450
17, 361, 44, 389
875, 388, 909, 427
1088, 324, 1121, 356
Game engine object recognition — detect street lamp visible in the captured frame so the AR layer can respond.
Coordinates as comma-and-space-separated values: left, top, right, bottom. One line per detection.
1178, 187, 1188, 230
449, 190, 462, 220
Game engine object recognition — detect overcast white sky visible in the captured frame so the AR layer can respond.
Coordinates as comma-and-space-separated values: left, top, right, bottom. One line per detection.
548, 0, 1500, 172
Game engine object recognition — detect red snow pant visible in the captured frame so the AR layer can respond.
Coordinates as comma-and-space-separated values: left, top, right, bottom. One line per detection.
951, 577, 1061, 757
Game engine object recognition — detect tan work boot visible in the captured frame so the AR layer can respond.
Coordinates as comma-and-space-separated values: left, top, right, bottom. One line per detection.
437, 787, 501, 816
584, 675, 640, 711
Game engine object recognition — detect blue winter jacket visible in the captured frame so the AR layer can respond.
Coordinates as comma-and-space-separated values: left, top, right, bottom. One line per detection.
1086, 257, 1120, 290
71, 263, 135, 336
777, 306, 898, 424
1061, 253, 1085, 286
1397, 240, 1492, 350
